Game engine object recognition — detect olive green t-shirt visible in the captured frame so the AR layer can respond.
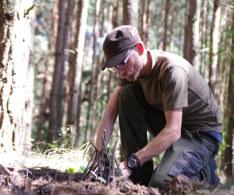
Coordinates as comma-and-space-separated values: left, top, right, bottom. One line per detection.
134, 50, 222, 132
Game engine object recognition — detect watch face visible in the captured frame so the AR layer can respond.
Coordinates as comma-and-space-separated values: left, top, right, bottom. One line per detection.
127, 157, 137, 169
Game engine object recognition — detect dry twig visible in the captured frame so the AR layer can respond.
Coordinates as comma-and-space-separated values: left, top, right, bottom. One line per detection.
82, 132, 117, 185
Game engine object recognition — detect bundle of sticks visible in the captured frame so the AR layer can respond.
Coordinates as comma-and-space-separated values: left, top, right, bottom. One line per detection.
82, 133, 120, 184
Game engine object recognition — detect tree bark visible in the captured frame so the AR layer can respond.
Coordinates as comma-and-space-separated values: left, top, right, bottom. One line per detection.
122, 0, 138, 26
144, 0, 152, 47
223, 10, 234, 182
105, 0, 120, 103
209, 0, 221, 93
169, 0, 177, 51
199, 0, 207, 75
183, 0, 200, 67
0, 0, 34, 152
49, 0, 74, 142
66, 0, 89, 147
85, 0, 102, 141
35, 0, 58, 142
139, 0, 151, 47
139, 0, 146, 39
162, 0, 170, 51
202, 2, 211, 78
112, 0, 119, 28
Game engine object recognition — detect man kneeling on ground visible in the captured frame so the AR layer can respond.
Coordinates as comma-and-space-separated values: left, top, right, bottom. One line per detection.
93, 25, 222, 189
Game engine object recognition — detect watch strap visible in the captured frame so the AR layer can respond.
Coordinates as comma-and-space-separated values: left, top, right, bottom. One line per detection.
127, 153, 141, 170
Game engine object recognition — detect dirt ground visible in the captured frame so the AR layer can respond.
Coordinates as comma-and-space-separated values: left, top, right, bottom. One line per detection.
0, 165, 232, 195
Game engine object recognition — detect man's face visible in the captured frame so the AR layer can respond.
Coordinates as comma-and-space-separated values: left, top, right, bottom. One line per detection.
111, 50, 143, 82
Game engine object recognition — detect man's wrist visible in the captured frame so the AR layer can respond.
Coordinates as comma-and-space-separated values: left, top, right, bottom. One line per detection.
127, 153, 141, 170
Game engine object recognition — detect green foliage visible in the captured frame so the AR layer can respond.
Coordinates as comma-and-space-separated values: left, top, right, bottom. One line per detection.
66, 167, 76, 173
65, 165, 86, 174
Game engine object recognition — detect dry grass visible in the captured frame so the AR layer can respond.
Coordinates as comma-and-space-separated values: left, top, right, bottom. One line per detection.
0, 143, 91, 173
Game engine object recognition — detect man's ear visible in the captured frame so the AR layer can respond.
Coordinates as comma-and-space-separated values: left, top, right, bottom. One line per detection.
135, 43, 144, 55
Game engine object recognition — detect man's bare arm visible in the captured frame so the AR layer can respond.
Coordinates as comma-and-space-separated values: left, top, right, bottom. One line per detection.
135, 109, 182, 165
93, 86, 122, 151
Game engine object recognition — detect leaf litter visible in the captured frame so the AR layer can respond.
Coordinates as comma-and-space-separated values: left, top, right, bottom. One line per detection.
0, 143, 232, 195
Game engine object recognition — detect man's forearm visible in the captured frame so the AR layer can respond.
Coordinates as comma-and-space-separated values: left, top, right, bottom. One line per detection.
135, 127, 181, 165
135, 110, 182, 165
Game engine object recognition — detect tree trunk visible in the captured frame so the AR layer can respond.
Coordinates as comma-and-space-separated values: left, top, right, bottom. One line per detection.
209, 0, 221, 93
193, 0, 200, 68
202, 2, 211, 78
66, 0, 89, 147
105, 0, 120, 102
122, 0, 138, 26
144, 0, 152, 47
162, 0, 170, 51
223, 10, 234, 182
35, 0, 58, 142
169, 0, 177, 51
0, 0, 34, 152
183, 0, 200, 67
199, 0, 207, 75
139, 0, 151, 47
216, 5, 228, 115
139, 0, 146, 40
112, 0, 119, 28
178, 2, 186, 52
85, 0, 102, 141
49, 0, 74, 142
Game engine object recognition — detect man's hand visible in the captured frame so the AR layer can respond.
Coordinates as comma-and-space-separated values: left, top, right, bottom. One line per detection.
119, 161, 132, 178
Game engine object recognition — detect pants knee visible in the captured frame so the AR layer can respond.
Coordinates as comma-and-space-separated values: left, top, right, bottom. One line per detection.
148, 172, 168, 189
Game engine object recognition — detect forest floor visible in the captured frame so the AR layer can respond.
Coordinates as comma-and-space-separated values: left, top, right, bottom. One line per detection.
0, 149, 233, 195
0, 166, 233, 195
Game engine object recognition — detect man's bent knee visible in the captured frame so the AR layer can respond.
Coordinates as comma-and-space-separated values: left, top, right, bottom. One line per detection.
148, 172, 169, 189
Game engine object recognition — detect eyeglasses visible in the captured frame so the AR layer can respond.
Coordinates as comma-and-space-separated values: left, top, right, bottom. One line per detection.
110, 50, 132, 72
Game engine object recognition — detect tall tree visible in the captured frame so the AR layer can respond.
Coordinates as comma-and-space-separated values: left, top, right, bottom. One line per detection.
199, 0, 207, 74
183, 0, 200, 66
201, 1, 211, 78
112, 0, 119, 28
223, 9, 234, 182
106, 0, 119, 102
0, 0, 34, 152
66, 0, 89, 147
49, 0, 74, 141
85, 0, 102, 140
169, 0, 177, 51
35, 0, 59, 142
209, 0, 221, 93
162, 0, 170, 51
122, 0, 138, 26
139, 0, 151, 47
144, 0, 152, 47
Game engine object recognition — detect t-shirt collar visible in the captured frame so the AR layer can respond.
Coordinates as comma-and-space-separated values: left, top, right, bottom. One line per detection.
147, 49, 158, 70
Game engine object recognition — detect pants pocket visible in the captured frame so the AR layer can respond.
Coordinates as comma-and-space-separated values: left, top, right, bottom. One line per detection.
168, 148, 204, 179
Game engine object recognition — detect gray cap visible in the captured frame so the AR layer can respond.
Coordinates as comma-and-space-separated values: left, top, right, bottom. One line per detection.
102, 25, 141, 70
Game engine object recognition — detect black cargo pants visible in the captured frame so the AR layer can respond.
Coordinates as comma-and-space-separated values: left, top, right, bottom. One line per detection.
118, 83, 220, 188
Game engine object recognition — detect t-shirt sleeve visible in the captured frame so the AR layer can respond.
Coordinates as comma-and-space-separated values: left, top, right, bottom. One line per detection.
161, 66, 188, 110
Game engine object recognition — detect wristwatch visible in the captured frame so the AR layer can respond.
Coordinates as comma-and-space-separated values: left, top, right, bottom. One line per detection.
127, 154, 141, 170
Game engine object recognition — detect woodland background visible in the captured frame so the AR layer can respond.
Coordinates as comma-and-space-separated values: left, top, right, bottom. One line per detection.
0, 0, 233, 183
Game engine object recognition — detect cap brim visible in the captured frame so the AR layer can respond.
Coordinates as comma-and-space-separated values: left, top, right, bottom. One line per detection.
102, 49, 129, 70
